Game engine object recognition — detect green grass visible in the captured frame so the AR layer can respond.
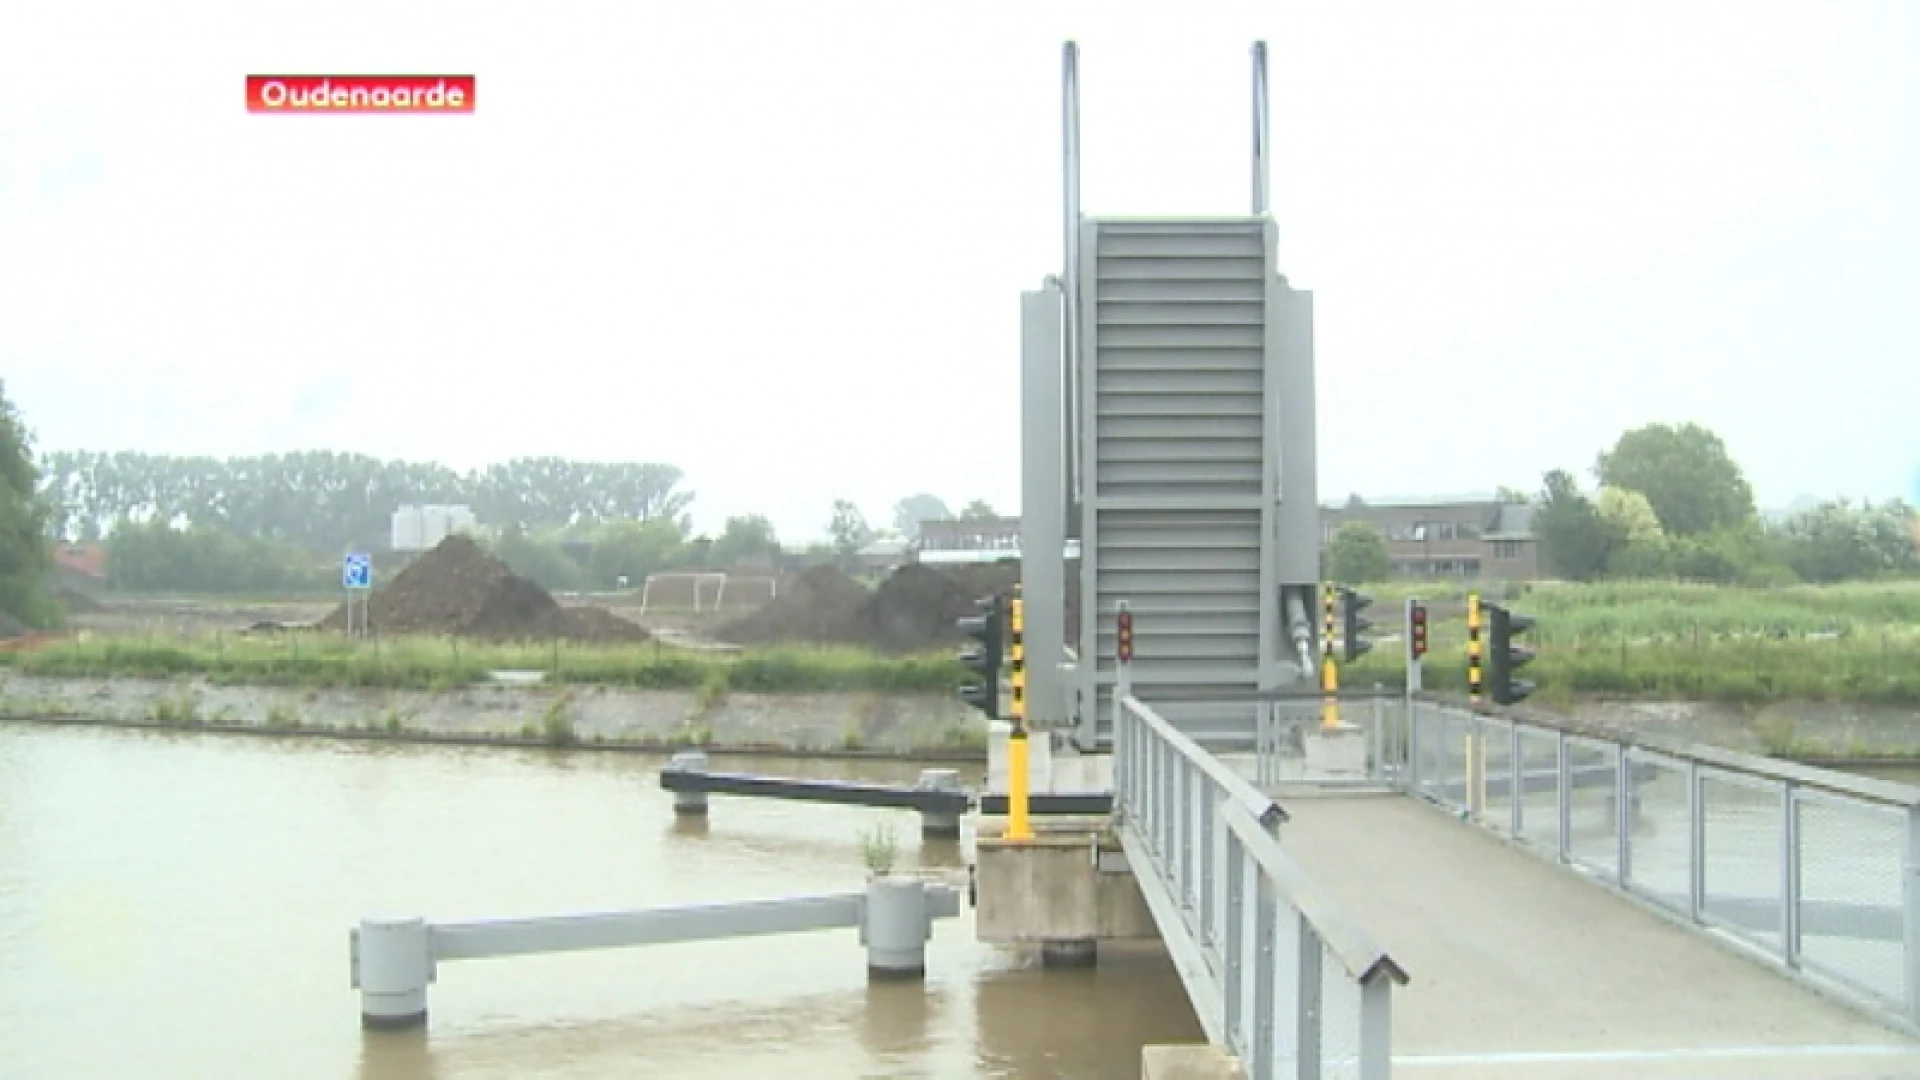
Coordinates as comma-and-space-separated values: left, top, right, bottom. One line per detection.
1338, 579, 1920, 706
0, 634, 963, 695
21, 580, 1920, 707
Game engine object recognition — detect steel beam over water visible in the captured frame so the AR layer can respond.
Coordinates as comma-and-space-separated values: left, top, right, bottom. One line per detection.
658, 765, 1113, 818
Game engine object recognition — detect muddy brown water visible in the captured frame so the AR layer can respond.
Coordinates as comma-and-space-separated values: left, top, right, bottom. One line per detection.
0, 724, 1198, 1079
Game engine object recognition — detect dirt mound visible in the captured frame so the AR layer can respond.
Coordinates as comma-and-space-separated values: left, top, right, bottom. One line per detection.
714, 559, 1083, 651
717, 564, 869, 645
55, 587, 107, 614
319, 534, 650, 643
858, 561, 1081, 651
940, 561, 1080, 643
544, 605, 653, 643
941, 562, 1022, 599
858, 563, 977, 652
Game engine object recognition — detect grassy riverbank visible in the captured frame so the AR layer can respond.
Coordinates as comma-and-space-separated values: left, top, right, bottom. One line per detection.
1344, 579, 1920, 707
17, 576, 1920, 708
0, 635, 959, 694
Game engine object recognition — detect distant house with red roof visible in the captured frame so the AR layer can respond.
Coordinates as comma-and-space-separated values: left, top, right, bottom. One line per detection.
51, 543, 108, 589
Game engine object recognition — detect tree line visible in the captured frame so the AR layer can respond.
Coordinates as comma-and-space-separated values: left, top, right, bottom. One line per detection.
38, 450, 694, 551
29, 439, 1009, 595
1531, 422, 1916, 585
1325, 422, 1918, 586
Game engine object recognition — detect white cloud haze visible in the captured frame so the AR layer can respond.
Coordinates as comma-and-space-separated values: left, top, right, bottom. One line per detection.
2, 0, 1917, 540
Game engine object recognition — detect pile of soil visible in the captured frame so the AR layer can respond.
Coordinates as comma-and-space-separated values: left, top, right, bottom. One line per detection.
546, 605, 656, 642
934, 561, 1080, 643
858, 563, 979, 653
717, 564, 870, 645
55, 587, 107, 615
318, 534, 650, 643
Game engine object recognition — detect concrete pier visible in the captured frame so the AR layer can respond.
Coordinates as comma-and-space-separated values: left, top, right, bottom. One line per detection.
973, 817, 1156, 956
912, 768, 965, 837
668, 750, 710, 815
973, 740, 1151, 962
1140, 1045, 1249, 1079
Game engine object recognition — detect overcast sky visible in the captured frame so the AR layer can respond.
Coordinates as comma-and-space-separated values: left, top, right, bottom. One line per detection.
2, 0, 1916, 542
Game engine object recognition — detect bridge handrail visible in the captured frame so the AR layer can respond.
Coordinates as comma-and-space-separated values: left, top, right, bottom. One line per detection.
1419, 693, 1920, 809
1119, 692, 1288, 828
1216, 796, 1410, 989
1400, 698, 1920, 1035
1115, 692, 1405, 1077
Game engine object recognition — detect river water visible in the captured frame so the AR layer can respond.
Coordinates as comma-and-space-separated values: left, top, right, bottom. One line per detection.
0, 725, 1199, 1079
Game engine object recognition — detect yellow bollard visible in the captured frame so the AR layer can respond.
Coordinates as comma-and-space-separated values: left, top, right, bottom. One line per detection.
1006, 591, 1033, 842
1321, 653, 1341, 730
1467, 591, 1483, 706
1007, 727, 1032, 841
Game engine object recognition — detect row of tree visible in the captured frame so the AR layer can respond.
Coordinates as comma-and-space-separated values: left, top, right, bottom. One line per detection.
1324, 422, 1919, 586
1531, 423, 1917, 585
0, 386, 57, 626
37, 449, 1005, 554
37, 450, 695, 552
0, 381, 1006, 613
92, 486, 1006, 596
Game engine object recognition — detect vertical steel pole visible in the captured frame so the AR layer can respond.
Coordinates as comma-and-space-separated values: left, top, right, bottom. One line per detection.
1688, 762, 1707, 922
1062, 42, 1083, 513
1405, 596, 1423, 696
1296, 917, 1323, 1077
1903, 805, 1920, 1026
1781, 781, 1801, 967
1357, 975, 1394, 1080
1251, 40, 1271, 217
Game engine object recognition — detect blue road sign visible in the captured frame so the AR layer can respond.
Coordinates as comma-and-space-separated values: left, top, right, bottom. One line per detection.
343, 552, 373, 590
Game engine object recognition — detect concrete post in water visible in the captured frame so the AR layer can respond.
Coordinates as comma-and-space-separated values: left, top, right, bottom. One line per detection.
1041, 938, 1098, 969
915, 768, 964, 837
669, 750, 710, 816
863, 875, 933, 980
356, 916, 433, 1030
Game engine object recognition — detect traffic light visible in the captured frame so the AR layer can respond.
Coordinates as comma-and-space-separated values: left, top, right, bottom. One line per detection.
957, 594, 1006, 720
1338, 587, 1374, 663
1486, 602, 1536, 705
1409, 601, 1429, 658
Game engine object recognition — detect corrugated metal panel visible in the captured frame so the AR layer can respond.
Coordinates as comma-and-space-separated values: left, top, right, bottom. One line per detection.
1080, 217, 1275, 738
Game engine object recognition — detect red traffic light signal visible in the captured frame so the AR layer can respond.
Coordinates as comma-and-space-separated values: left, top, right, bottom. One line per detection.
1409, 602, 1429, 658
1116, 606, 1134, 663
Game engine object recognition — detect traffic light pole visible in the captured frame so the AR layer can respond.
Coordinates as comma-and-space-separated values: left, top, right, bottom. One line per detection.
1463, 591, 1485, 818
1006, 588, 1033, 842
1466, 591, 1483, 706
1320, 584, 1340, 729
1405, 596, 1424, 697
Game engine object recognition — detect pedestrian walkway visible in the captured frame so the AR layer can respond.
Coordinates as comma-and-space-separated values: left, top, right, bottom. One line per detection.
1276, 793, 1920, 1078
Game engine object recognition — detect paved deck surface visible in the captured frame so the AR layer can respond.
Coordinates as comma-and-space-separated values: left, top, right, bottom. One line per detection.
1275, 792, 1920, 1079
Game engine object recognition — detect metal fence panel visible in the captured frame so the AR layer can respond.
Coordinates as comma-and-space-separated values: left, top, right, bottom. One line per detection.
1394, 700, 1920, 1038
1513, 725, 1562, 856
1623, 749, 1691, 916
1699, 768, 1785, 954
1796, 790, 1906, 1005
1566, 736, 1620, 879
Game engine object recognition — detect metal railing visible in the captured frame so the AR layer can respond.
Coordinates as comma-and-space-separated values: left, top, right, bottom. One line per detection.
1396, 699, 1920, 1034
1114, 689, 1408, 1079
